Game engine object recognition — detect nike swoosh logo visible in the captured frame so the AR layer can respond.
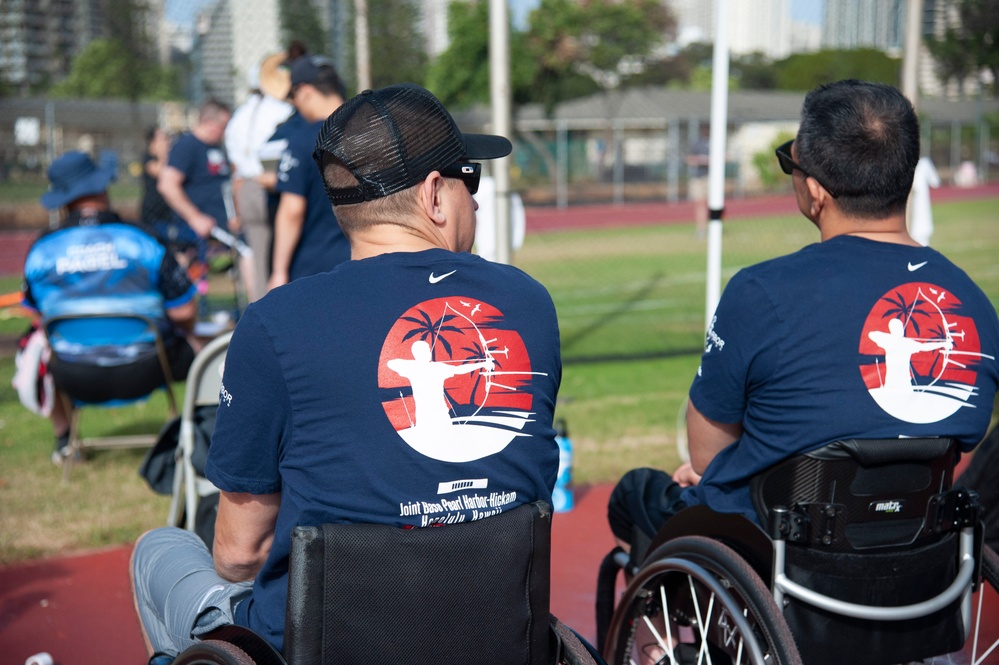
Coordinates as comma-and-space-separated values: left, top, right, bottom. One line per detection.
908, 261, 928, 272
429, 270, 457, 284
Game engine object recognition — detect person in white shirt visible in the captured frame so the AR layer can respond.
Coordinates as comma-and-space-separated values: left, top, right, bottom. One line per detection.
224, 55, 294, 301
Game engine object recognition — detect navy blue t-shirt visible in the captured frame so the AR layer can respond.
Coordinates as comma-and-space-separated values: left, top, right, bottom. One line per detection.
274, 119, 349, 280
206, 248, 562, 652
167, 132, 231, 230
684, 235, 999, 522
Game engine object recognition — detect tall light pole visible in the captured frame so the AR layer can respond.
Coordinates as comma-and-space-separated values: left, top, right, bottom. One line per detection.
354, 0, 371, 91
705, 0, 730, 332
489, 0, 512, 264
901, 0, 924, 112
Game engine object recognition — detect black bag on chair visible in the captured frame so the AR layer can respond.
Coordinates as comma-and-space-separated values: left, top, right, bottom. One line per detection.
139, 404, 217, 495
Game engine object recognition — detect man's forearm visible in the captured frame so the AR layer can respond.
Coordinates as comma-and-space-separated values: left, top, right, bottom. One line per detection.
686, 399, 742, 474
269, 195, 305, 285
213, 491, 280, 582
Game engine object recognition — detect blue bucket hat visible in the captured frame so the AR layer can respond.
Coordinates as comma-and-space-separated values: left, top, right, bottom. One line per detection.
40, 150, 118, 210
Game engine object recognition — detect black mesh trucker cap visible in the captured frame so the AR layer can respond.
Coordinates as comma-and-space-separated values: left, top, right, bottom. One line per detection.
313, 83, 512, 205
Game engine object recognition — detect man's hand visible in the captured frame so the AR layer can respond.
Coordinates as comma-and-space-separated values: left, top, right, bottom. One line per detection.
188, 211, 218, 238
267, 270, 289, 292
673, 461, 702, 488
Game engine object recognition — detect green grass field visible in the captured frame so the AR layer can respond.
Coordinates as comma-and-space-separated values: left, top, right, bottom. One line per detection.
1, 197, 997, 563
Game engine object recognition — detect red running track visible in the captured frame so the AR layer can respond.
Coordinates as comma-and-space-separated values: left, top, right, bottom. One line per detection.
2, 184, 997, 278
1, 481, 997, 664
0, 484, 616, 665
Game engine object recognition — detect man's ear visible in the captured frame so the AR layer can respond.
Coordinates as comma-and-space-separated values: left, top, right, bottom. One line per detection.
419, 171, 448, 227
805, 176, 829, 218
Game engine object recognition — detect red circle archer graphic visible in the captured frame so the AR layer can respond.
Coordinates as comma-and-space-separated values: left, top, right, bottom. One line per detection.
858, 281, 989, 424
377, 297, 544, 462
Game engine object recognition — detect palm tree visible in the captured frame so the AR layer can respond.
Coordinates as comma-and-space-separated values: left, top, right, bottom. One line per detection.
879, 290, 933, 337
400, 308, 463, 359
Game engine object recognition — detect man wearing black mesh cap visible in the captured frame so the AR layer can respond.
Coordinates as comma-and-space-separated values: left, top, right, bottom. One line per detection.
130, 83, 562, 660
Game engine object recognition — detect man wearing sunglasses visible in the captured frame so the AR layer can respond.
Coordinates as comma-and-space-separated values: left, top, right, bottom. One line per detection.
131, 84, 562, 660
607, 79, 999, 560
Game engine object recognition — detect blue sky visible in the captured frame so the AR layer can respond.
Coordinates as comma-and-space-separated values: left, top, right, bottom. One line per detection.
791, 0, 824, 26
165, 0, 212, 27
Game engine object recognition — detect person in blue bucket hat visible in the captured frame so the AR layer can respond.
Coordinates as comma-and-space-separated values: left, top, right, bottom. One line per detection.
20, 150, 201, 464
39, 149, 119, 209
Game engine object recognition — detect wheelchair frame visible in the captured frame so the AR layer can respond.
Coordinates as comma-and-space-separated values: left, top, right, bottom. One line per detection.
599, 438, 999, 665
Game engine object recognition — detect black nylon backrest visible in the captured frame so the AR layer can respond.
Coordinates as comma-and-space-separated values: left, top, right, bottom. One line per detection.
285, 501, 551, 665
750, 438, 958, 552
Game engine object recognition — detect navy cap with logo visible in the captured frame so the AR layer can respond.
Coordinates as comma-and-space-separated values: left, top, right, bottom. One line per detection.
40, 150, 118, 210
312, 83, 512, 206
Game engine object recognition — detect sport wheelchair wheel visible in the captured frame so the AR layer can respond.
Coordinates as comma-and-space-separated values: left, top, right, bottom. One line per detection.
604, 536, 801, 665
925, 543, 999, 665
172, 640, 255, 665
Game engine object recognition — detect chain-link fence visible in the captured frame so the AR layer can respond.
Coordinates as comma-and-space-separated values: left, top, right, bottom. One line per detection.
2, 83, 997, 364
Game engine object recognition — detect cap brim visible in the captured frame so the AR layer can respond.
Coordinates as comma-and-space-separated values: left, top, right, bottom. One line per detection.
463, 134, 512, 160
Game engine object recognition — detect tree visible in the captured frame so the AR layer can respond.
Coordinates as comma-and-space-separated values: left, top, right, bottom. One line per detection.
926, 0, 999, 95
425, 0, 535, 109
279, 0, 328, 55
957, 0, 999, 94
368, 0, 428, 89
732, 52, 778, 90
49, 0, 180, 101
926, 27, 975, 97
525, 0, 676, 114
50, 38, 181, 101
774, 48, 900, 91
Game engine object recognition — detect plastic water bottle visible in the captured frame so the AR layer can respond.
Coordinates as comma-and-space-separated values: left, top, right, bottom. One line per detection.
552, 418, 574, 512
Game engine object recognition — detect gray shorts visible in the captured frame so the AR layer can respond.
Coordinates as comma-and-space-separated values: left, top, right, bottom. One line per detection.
131, 527, 253, 657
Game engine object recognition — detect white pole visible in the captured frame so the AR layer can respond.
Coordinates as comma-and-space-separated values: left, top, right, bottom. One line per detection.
489, 0, 512, 264
354, 0, 371, 91
901, 0, 924, 113
705, 0, 730, 332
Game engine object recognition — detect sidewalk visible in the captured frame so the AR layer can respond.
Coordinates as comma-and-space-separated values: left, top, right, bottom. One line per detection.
0, 484, 615, 665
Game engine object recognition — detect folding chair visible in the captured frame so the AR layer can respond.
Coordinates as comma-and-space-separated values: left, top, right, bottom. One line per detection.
43, 312, 179, 482
167, 331, 232, 534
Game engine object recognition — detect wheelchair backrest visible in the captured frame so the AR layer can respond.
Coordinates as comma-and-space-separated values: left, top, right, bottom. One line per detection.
284, 500, 552, 665
750, 437, 959, 552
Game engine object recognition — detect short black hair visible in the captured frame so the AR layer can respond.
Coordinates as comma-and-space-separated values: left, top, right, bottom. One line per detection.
312, 64, 347, 101
796, 80, 919, 218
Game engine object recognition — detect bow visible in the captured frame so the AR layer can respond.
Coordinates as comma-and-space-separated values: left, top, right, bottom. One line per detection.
906, 286, 956, 390
433, 301, 496, 424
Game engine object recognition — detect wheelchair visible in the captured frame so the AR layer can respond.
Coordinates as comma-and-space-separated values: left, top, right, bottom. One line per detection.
595, 438, 999, 665
171, 501, 604, 665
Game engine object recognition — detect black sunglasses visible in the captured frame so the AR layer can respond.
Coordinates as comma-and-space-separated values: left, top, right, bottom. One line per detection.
775, 140, 838, 198
439, 162, 481, 195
